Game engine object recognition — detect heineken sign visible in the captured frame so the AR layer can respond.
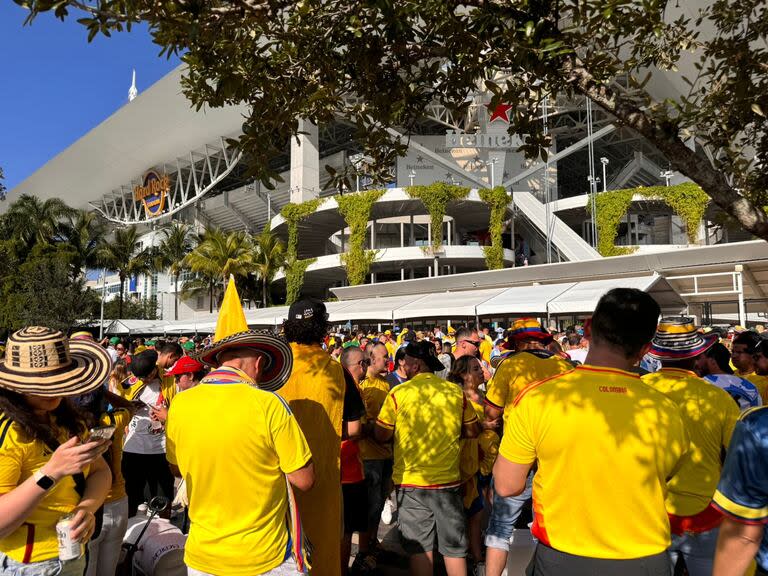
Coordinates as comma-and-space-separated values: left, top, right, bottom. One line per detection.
445, 130, 523, 149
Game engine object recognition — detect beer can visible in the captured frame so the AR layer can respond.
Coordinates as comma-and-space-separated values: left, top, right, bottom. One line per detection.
56, 513, 84, 561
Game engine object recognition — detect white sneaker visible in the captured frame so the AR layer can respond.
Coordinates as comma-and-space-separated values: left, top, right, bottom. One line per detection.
381, 499, 394, 525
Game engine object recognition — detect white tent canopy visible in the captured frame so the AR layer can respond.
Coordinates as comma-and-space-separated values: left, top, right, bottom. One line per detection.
546, 275, 681, 315
101, 274, 684, 334
393, 288, 507, 320
476, 282, 577, 317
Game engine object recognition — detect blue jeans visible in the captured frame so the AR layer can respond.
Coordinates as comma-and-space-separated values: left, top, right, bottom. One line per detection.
485, 472, 534, 552
0, 552, 85, 576
668, 527, 719, 576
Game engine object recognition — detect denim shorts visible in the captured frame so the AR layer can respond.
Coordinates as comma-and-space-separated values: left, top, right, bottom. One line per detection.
485, 471, 534, 552
0, 552, 85, 576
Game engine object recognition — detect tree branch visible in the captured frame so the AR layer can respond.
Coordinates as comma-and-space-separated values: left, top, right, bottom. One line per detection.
563, 58, 768, 241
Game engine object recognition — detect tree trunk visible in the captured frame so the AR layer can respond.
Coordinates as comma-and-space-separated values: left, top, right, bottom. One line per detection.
209, 281, 214, 314
262, 275, 268, 308
564, 59, 768, 241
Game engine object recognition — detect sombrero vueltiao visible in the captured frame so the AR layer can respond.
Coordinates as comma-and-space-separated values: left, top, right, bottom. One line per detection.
193, 330, 293, 392
508, 318, 553, 343
0, 326, 112, 397
647, 316, 718, 360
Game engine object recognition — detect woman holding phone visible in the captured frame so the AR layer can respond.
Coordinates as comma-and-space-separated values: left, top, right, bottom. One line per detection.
0, 326, 113, 576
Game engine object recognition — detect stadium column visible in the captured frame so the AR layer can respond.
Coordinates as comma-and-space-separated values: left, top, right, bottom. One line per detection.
290, 119, 320, 203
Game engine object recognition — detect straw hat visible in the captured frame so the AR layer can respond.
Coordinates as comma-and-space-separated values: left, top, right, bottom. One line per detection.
647, 316, 718, 360
192, 330, 293, 392
0, 326, 112, 397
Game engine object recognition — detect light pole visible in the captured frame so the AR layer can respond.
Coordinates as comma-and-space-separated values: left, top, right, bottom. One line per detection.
408, 170, 416, 186
489, 158, 498, 188
661, 170, 674, 186
600, 157, 609, 193
98, 268, 107, 339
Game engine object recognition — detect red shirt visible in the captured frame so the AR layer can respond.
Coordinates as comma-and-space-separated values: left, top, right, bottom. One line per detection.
340, 440, 364, 484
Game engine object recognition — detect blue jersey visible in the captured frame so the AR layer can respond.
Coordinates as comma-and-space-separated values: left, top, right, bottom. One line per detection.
704, 374, 762, 411
713, 407, 768, 570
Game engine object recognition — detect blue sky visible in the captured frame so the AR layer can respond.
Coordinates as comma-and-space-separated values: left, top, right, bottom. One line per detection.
0, 4, 180, 191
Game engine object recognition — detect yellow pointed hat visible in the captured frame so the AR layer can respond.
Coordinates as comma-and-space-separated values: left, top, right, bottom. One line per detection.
214, 276, 249, 342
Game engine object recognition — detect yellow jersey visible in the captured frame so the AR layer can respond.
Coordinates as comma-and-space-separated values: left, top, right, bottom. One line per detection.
501, 365, 689, 559
642, 368, 739, 516
377, 372, 478, 488
745, 373, 768, 403
0, 415, 91, 563
485, 350, 572, 417
100, 408, 131, 503
359, 374, 393, 460
166, 369, 312, 576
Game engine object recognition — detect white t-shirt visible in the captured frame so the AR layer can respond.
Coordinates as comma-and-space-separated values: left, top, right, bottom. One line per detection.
123, 381, 167, 455
568, 348, 588, 364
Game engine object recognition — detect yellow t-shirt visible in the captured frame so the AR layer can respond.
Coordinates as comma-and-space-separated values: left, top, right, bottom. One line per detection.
642, 367, 739, 516
479, 337, 493, 365
0, 415, 90, 563
744, 373, 768, 404
501, 365, 689, 559
100, 408, 131, 503
166, 372, 312, 576
385, 341, 397, 361
359, 375, 393, 461
459, 399, 485, 482
377, 372, 478, 488
485, 350, 573, 416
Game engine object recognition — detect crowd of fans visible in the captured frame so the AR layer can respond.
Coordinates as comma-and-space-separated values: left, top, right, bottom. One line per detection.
2, 291, 768, 576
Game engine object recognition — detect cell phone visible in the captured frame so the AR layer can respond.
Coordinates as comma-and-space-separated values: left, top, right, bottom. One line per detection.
88, 426, 115, 442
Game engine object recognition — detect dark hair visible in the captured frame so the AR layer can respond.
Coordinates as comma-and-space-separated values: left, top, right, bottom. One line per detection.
402, 330, 416, 343
130, 350, 159, 378
567, 334, 582, 347
705, 343, 734, 373
734, 331, 761, 352
0, 388, 88, 446
158, 342, 182, 357
591, 288, 660, 358
447, 355, 477, 386
283, 317, 328, 345
455, 326, 476, 341
756, 338, 768, 359
393, 346, 407, 366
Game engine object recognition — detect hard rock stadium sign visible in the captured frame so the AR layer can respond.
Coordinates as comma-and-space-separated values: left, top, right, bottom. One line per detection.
133, 170, 170, 218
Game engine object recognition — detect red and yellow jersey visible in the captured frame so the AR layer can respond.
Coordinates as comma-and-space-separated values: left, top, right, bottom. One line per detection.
500, 365, 689, 559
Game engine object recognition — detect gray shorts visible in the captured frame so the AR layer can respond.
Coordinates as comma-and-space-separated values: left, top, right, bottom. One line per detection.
526, 544, 671, 576
396, 486, 467, 558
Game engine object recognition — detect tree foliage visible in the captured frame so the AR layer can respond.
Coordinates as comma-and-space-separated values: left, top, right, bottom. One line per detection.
156, 221, 195, 320
17, 0, 768, 239
252, 228, 287, 308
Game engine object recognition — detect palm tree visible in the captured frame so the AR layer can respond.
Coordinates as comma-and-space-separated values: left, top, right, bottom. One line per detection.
183, 228, 254, 312
57, 210, 107, 280
155, 222, 195, 320
5, 194, 74, 246
96, 225, 154, 318
252, 228, 286, 308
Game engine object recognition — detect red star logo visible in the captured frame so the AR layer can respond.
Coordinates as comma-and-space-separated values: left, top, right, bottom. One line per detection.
488, 103, 513, 123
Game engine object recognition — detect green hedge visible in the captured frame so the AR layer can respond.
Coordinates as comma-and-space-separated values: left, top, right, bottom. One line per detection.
406, 184, 470, 250
336, 190, 385, 285
479, 186, 510, 269
587, 183, 710, 257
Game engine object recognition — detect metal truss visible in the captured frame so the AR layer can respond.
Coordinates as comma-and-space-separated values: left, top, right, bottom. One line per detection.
90, 138, 242, 226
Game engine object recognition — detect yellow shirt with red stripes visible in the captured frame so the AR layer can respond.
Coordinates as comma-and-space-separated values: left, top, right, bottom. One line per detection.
500, 365, 689, 559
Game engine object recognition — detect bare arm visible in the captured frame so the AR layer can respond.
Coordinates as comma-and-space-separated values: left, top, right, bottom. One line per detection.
461, 420, 480, 439
343, 419, 362, 440
484, 403, 503, 430
374, 423, 394, 444
713, 517, 764, 576
286, 461, 315, 492
492, 455, 532, 498
0, 437, 110, 540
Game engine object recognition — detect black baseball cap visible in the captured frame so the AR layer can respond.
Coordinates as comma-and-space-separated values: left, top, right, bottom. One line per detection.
704, 342, 734, 374
288, 299, 328, 322
404, 341, 445, 373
